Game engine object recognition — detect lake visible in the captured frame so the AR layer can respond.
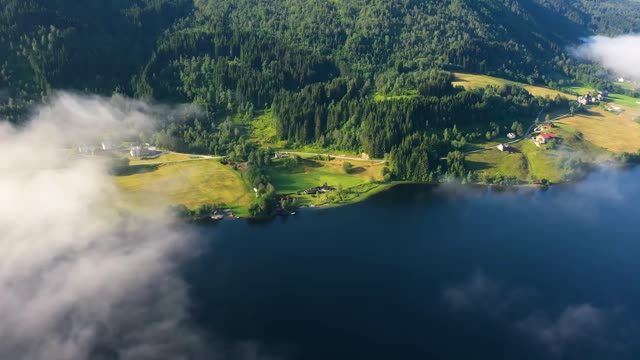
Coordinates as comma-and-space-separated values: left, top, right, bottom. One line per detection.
185, 168, 640, 360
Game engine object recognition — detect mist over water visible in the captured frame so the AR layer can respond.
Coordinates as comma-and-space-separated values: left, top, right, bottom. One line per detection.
188, 168, 640, 360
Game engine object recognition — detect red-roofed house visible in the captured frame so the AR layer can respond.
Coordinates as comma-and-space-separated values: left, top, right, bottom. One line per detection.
536, 133, 558, 144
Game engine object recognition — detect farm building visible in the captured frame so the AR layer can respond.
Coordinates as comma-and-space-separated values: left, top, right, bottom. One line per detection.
536, 133, 558, 144
497, 144, 513, 152
130, 146, 154, 158
597, 90, 609, 101
578, 93, 594, 105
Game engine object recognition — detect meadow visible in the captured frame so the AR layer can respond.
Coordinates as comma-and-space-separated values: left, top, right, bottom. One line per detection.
269, 156, 384, 194
114, 159, 253, 216
452, 73, 574, 99
556, 107, 640, 153
465, 139, 561, 183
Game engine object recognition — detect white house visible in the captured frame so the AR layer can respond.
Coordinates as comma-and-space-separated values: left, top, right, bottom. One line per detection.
101, 141, 114, 151
507, 133, 516, 139
497, 144, 512, 152
130, 146, 143, 157
78, 144, 94, 154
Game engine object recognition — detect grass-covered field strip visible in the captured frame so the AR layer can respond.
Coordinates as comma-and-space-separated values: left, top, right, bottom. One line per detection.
373, 90, 419, 102
452, 73, 574, 99
128, 152, 201, 165
114, 159, 253, 216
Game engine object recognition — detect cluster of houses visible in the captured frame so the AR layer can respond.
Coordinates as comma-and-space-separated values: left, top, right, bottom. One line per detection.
77, 141, 164, 159
578, 90, 608, 106
531, 122, 559, 146
299, 183, 335, 195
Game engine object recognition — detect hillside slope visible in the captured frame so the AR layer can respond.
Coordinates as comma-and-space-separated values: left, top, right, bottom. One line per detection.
1, 1, 639, 116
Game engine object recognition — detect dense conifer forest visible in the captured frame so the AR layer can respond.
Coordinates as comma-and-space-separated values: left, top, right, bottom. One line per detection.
2, 0, 639, 184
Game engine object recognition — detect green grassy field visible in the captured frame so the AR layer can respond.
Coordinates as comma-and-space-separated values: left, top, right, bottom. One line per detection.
452, 73, 574, 99
466, 140, 561, 183
465, 120, 616, 184
114, 159, 253, 216
299, 182, 395, 208
269, 156, 384, 194
466, 147, 529, 181
518, 140, 561, 182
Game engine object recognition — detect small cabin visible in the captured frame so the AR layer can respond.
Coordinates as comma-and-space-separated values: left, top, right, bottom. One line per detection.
507, 133, 516, 139
497, 144, 513, 152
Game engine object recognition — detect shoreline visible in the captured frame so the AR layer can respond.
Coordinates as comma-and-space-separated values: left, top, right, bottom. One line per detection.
184, 161, 639, 222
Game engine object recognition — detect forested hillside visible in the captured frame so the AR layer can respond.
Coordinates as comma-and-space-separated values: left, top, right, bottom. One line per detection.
1, 0, 639, 183
0, 0, 191, 119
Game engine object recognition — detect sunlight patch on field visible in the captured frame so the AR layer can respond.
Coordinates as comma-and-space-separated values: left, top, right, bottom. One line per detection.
373, 90, 419, 102
452, 73, 574, 99
556, 107, 640, 153
247, 110, 287, 148
114, 159, 252, 212
269, 157, 384, 194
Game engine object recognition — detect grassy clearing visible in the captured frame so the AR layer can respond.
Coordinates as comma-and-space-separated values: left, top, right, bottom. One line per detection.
556, 107, 640, 153
466, 147, 529, 181
269, 156, 384, 194
452, 73, 574, 99
247, 110, 287, 148
373, 90, 419, 102
114, 159, 252, 216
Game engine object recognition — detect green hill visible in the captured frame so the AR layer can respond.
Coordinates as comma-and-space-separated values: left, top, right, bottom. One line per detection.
3, 0, 640, 204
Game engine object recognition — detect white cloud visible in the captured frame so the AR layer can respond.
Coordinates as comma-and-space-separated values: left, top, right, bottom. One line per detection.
443, 271, 623, 356
571, 34, 640, 80
0, 94, 206, 359
517, 304, 608, 355
442, 270, 535, 316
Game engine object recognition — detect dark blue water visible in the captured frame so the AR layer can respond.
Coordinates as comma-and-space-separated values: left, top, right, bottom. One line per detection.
186, 168, 640, 360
